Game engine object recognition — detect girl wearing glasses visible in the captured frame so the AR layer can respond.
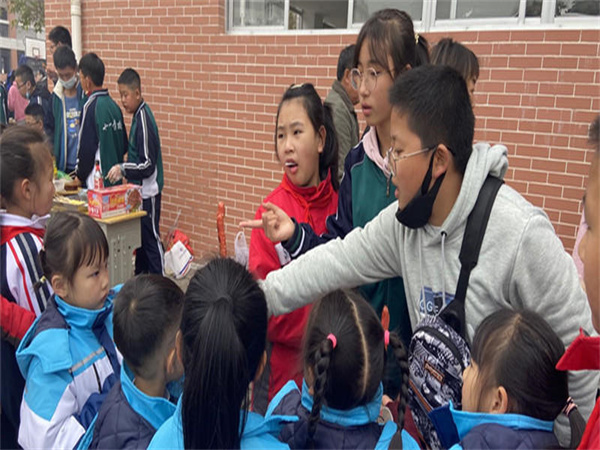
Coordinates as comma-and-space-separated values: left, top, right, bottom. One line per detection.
242, 9, 428, 402
247, 83, 339, 413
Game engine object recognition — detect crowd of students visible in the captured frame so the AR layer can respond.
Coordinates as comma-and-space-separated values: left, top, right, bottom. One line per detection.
1, 8, 598, 450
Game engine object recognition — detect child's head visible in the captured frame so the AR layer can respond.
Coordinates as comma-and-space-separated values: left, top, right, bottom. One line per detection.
351, 9, 429, 130
179, 258, 268, 449
113, 274, 184, 384
275, 83, 339, 191
431, 38, 479, 103
24, 104, 45, 132
387, 65, 474, 217
15, 65, 35, 99
580, 115, 600, 332
463, 309, 567, 420
303, 290, 409, 447
78, 52, 104, 91
53, 45, 78, 91
117, 68, 142, 115
41, 211, 110, 310
48, 26, 72, 53
0, 126, 54, 217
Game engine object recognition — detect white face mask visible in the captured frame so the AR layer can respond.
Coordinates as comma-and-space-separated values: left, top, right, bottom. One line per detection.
59, 75, 77, 90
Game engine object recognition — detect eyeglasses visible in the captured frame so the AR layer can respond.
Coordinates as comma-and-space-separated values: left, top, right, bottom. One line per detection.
350, 67, 387, 91
386, 145, 437, 176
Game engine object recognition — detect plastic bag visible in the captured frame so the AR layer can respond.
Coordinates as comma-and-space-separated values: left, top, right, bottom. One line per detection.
234, 230, 249, 268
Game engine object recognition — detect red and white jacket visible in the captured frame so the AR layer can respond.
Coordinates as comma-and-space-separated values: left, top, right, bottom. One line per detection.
0, 213, 52, 317
556, 329, 600, 450
249, 172, 338, 402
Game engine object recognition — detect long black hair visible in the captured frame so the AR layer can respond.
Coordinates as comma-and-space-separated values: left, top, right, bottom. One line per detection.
303, 290, 409, 448
180, 258, 268, 449
275, 83, 339, 191
472, 308, 585, 448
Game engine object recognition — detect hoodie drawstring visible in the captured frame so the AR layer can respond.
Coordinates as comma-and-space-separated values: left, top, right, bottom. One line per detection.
418, 233, 425, 320
441, 231, 447, 306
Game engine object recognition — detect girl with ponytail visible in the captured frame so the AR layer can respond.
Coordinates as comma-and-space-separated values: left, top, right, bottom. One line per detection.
269, 290, 419, 449
247, 83, 340, 412
148, 258, 294, 450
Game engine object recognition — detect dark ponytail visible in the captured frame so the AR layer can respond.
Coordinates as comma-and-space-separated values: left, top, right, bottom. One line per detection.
388, 332, 409, 430
321, 103, 339, 191
307, 338, 334, 448
415, 33, 430, 67
275, 83, 339, 191
181, 258, 267, 449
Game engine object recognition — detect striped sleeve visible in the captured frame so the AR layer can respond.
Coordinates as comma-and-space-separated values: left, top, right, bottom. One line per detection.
122, 106, 158, 180
3, 233, 51, 317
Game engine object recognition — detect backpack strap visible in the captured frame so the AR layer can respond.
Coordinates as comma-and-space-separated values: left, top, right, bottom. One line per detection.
389, 431, 403, 450
439, 176, 504, 341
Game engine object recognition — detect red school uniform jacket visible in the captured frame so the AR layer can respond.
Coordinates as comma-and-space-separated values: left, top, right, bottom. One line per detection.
556, 329, 600, 450
249, 171, 338, 403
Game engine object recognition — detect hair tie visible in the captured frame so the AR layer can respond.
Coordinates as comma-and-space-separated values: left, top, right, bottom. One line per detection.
384, 330, 390, 348
326, 333, 337, 349
562, 397, 577, 417
39, 275, 47, 284
415, 32, 419, 44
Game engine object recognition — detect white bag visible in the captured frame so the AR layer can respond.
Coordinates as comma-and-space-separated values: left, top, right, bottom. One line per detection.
234, 230, 249, 268
164, 240, 193, 279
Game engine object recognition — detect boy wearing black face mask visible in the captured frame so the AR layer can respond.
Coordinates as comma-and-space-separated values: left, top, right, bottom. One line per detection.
257, 65, 598, 443
52, 45, 83, 173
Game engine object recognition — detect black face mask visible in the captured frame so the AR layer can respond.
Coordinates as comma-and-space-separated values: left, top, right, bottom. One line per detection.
395, 151, 446, 229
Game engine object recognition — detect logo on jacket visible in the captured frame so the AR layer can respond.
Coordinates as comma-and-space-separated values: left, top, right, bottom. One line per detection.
419, 286, 454, 315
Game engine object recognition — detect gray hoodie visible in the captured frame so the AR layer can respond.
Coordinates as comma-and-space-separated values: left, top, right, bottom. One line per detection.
262, 142, 598, 432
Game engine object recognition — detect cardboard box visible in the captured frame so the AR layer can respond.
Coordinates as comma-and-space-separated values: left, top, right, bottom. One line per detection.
87, 184, 142, 219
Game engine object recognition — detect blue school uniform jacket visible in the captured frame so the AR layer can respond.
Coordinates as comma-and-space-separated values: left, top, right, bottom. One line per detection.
16, 294, 121, 449
148, 395, 296, 449
430, 402, 559, 450
271, 380, 420, 450
85, 363, 177, 449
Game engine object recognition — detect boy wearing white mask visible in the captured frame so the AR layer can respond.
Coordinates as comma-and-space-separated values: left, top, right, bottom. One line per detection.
52, 45, 83, 173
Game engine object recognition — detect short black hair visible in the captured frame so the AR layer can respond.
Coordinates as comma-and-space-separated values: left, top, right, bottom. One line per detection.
113, 274, 184, 378
15, 65, 35, 86
53, 45, 77, 70
431, 38, 480, 83
336, 45, 355, 81
117, 68, 141, 91
49, 26, 72, 48
25, 103, 44, 121
389, 64, 474, 174
79, 52, 105, 87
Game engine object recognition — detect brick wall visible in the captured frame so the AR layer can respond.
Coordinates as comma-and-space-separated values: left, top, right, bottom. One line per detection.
45, 0, 599, 256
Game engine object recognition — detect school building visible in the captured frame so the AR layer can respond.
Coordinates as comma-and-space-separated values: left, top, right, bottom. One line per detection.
45, 0, 600, 256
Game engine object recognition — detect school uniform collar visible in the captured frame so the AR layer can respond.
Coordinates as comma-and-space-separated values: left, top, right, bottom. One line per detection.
0, 212, 49, 229
120, 363, 177, 430
89, 88, 109, 99
54, 294, 112, 329
300, 378, 383, 427
169, 396, 294, 439
432, 401, 554, 446
134, 100, 146, 116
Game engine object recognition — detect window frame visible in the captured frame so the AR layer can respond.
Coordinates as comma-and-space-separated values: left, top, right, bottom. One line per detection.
227, 0, 600, 33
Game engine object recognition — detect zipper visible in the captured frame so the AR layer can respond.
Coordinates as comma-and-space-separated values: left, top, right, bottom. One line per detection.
386, 173, 390, 197
418, 325, 468, 371
92, 363, 102, 392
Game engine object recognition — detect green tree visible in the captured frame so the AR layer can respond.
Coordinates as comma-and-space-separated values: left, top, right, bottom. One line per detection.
7, 0, 44, 33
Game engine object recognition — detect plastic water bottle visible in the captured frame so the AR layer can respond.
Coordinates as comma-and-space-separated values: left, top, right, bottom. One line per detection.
94, 160, 104, 190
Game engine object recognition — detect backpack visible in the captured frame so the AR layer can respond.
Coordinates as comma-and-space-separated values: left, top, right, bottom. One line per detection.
407, 176, 503, 449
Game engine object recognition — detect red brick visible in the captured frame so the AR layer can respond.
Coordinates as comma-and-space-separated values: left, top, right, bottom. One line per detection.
557, 70, 595, 83
561, 43, 599, 56
555, 96, 592, 110
548, 173, 584, 188
510, 56, 542, 68
531, 158, 566, 173
544, 30, 581, 42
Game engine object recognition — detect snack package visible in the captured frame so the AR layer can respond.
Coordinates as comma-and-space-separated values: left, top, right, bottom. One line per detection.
87, 184, 142, 219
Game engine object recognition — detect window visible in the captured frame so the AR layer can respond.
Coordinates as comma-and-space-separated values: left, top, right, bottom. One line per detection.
228, 0, 599, 31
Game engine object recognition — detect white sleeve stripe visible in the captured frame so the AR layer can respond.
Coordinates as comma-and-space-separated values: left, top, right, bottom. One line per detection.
7, 240, 35, 313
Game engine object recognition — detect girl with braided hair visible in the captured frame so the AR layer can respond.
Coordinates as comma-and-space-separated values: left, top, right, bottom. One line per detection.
270, 289, 419, 449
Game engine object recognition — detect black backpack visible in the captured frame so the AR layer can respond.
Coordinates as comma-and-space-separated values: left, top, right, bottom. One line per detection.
408, 176, 503, 449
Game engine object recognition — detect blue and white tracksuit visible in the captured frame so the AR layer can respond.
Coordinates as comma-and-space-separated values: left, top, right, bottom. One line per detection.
430, 402, 559, 450
270, 380, 420, 450
16, 294, 121, 449
148, 395, 297, 449
84, 362, 177, 449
